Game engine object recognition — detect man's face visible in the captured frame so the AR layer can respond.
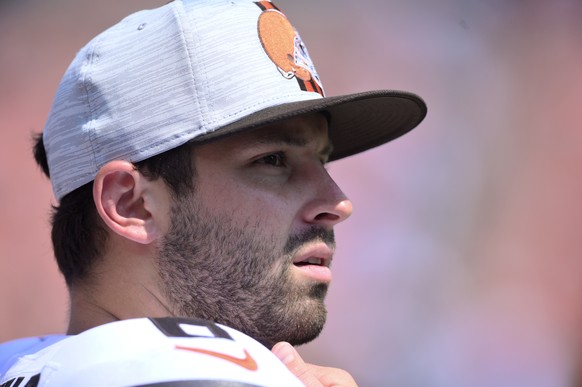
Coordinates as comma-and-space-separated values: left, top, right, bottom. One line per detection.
157, 113, 352, 348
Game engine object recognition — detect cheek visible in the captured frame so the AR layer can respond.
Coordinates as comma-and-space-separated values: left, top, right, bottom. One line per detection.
195, 166, 305, 235
203, 184, 297, 234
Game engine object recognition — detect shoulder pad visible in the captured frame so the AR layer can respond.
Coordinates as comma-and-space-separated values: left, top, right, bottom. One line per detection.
1, 317, 303, 387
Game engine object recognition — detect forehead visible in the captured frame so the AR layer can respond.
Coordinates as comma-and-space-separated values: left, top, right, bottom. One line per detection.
199, 113, 330, 154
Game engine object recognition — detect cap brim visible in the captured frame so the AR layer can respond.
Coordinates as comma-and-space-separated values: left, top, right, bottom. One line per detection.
194, 90, 427, 161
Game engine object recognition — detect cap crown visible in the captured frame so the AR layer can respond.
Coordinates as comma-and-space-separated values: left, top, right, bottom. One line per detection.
44, 0, 324, 200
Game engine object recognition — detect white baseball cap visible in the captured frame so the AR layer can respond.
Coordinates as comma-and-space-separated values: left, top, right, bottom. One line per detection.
43, 0, 427, 200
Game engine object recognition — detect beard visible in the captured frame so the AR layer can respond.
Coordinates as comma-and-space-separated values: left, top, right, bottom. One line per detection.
157, 195, 335, 348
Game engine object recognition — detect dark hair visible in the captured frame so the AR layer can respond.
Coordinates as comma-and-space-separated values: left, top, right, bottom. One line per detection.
33, 134, 196, 287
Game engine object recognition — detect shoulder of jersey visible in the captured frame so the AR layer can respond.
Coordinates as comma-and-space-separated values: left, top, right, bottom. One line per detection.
1, 317, 304, 387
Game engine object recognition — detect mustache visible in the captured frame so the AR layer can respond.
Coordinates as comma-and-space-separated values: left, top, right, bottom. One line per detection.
284, 227, 335, 255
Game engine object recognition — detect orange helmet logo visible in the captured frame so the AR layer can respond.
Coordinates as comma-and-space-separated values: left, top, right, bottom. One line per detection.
255, 1, 324, 96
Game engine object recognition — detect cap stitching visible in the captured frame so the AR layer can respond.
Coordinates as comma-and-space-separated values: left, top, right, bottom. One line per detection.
56, 31, 107, 199
82, 33, 107, 182
206, 92, 321, 126
172, 0, 207, 130
190, 3, 214, 128
122, 93, 321, 158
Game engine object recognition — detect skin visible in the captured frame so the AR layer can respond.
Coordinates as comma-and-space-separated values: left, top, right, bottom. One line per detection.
157, 113, 349, 348
70, 113, 356, 386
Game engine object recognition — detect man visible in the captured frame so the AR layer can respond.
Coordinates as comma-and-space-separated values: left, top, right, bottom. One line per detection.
0, 0, 426, 385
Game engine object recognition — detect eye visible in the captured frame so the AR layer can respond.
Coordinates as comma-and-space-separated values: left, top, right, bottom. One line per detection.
255, 152, 287, 167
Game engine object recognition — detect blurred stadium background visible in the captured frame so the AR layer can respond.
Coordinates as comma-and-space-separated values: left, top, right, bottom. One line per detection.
1, 0, 582, 385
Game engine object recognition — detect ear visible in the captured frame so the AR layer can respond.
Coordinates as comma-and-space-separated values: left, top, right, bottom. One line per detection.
93, 160, 165, 244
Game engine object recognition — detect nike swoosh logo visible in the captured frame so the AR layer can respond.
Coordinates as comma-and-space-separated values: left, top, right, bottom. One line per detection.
175, 345, 258, 371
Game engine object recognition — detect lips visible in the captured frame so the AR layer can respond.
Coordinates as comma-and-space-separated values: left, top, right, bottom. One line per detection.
292, 243, 332, 267
294, 257, 325, 267
291, 243, 333, 283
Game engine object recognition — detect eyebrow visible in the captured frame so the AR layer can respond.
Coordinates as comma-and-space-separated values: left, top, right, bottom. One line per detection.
253, 132, 334, 160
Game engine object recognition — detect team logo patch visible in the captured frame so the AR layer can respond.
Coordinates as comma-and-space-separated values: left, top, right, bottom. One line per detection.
255, 1, 325, 96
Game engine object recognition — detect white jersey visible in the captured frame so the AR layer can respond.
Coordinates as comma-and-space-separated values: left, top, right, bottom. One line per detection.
0, 317, 304, 387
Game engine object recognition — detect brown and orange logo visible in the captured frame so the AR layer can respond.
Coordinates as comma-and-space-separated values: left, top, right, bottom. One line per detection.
255, 1, 324, 96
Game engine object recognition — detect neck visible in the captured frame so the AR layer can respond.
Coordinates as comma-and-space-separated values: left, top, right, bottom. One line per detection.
67, 290, 121, 334
66, 252, 175, 335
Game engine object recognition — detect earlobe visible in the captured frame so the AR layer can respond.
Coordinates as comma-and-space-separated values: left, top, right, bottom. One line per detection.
93, 161, 160, 244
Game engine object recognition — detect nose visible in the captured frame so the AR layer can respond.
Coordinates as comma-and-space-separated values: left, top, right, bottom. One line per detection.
301, 166, 353, 227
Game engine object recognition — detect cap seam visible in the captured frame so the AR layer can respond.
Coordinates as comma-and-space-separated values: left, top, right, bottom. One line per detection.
105, 94, 318, 165
210, 92, 321, 128
82, 33, 107, 182
56, 33, 107, 199
118, 92, 316, 157
172, 1, 208, 130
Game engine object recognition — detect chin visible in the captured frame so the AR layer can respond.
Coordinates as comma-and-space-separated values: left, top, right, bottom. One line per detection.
284, 283, 329, 346
259, 300, 328, 349
259, 320, 326, 349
